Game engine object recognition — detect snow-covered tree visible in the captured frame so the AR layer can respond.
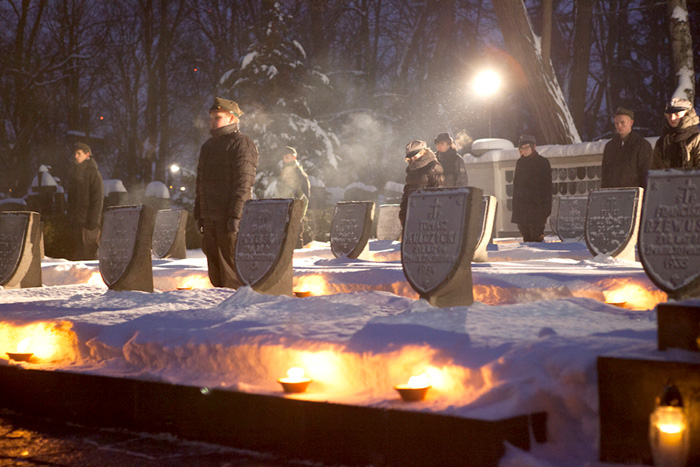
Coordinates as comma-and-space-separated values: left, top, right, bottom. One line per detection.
219, 1, 340, 198
668, 0, 695, 102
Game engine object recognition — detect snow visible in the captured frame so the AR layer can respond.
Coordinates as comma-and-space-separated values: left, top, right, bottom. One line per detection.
0, 239, 693, 466
145, 180, 170, 198
103, 179, 127, 196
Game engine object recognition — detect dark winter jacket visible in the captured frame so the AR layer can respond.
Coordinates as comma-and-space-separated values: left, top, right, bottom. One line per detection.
67, 157, 104, 229
601, 131, 652, 188
511, 150, 552, 226
650, 107, 700, 169
276, 159, 311, 215
399, 149, 444, 226
195, 123, 258, 223
436, 147, 468, 187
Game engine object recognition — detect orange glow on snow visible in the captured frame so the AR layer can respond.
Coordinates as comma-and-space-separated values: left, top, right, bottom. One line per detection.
1, 321, 79, 362
87, 271, 105, 286
600, 280, 667, 310
294, 275, 329, 296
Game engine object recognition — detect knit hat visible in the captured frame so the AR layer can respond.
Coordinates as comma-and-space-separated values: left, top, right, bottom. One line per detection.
613, 107, 634, 119
517, 135, 536, 147
209, 97, 244, 117
434, 132, 453, 145
665, 98, 692, 114
406, 140, 427, 157
73, 142, 91, 155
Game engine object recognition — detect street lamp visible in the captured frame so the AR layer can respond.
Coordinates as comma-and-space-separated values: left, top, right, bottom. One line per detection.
473, 69, 502, 138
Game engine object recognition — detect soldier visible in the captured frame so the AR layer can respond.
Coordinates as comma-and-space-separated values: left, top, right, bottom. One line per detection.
275, 146, 310, 247
194, 97, 258, 288
601, 107, 652, 188
67, 142, 104, 260
511, 135, 552, 242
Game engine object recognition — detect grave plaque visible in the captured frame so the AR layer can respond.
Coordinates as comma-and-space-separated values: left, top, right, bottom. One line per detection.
0, 211, 41, 288
639, 170, 700, 299
584, 188, 642, 261
402, 187, 482, 307
556, 195, 588, 242
376, 204, 402, 241
473, 195, 497, 262
330, 201, 375, 259
235, 199, 302, 296
152, 209, 188, 259
99, 205, 156, 292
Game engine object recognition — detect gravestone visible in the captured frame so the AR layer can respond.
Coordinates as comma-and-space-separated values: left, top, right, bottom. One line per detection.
584, 188, 642, 261
639, 170, 700, 300
473, 195, 497, 262
402, 187, 482, 307
330, 201, 375, 260
376, 204, 402, 241
0, 211, 41, 289
99, 205, 156, 292
235, 199, 303, 296
556, 195, 588, 242
152, 209, 187, 259
549, 196, 560, 235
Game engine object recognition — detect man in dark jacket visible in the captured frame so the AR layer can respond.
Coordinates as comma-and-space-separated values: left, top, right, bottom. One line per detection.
194, 97, 258, 288
434, 132, 468, 187
601, 107, 652, 188
67, 142, 104, 260
650, 98, 700, 169
399, 140, 444, 228
511, 135, 552, 242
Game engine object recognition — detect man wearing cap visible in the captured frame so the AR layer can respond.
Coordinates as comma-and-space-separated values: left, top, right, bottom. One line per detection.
67, 142, 104, 260
650, 98, 700, 169
601, 107, 652, 188
399, 140, 444, 228
511, 135, 552, 242
434, 132, 468, 187
275, 146, 310, 247
195, 97, 258, 288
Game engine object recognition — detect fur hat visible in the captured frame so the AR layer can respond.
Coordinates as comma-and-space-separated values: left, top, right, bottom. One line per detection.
209, 97, 244, 117
613, 107, 634, 119
434, 132, 453, 145
517, 135, 536, 147
405, 140, 427, 157
73, 142, 91, 155
665, 98, 692, 114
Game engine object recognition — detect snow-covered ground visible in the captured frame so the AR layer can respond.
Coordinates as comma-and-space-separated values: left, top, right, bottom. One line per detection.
0, 239, 695, 466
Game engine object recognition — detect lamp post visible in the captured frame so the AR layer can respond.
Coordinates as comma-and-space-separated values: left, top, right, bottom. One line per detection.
473, 70, 502, 138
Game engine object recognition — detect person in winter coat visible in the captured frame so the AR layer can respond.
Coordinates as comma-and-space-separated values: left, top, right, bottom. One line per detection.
194, 97, 258, 288
276, 146, 310, 247
650, 98, 700, 169
67, 142, 104, 260
601, 107, 652, 188
434, 132, 468, 187
511, 135, 552, 242
399, 140, 444, 228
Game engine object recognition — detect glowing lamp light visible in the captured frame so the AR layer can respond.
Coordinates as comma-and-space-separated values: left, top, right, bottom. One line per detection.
169, 164, 181, 174
278, 367, 312, 393
473, 69, 501, 97
7, 337, 34, 362
394, 373, 431, 402
649, 383, 689, 467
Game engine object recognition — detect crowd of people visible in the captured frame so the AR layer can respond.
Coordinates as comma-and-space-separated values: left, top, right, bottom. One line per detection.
64, 95, 698, 289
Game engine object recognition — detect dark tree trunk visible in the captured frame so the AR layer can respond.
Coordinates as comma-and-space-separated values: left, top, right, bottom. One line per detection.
569, 0, 596, 133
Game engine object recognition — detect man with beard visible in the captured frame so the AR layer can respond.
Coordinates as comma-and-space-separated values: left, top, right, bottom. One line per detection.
650, 98, 700, 169
399, 140, 444, 228
67, 142, 104, 260
195, 97, 258, 288
434, 132, 468, 187
601, 107, 652, 188
511, 135, 552, 242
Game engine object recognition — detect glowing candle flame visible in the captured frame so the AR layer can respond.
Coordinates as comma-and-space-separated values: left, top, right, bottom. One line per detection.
17, 337, 30, 353
406, 373, 430, 389
286, 367, 308, 382
659, 423, 683, 434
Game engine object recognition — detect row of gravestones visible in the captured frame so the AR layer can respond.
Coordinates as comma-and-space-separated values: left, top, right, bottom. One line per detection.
3, 169, 699, 304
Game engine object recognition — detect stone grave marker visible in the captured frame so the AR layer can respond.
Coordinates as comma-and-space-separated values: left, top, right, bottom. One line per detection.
556, 195, 588, 242
549, 196, 560, 236
639, 169, 700, 300
330, 201, 375, 259
0, 211, 41, 289
473, 195, 497, 262
584, 188, 642, 261
152, 209, 188, 259
235, 199, 303, 296
99, 205, 156, 292
402, 187, 482, 307
375, 204, 402, 241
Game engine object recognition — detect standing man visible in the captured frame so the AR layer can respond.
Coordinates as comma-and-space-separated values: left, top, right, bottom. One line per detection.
275, 146, 310, 247
434, 132, 468, 187
650, 98, 700, 169
195, 97, 258, 288
601, 107, 652, 188
67, 142, 104, 260
399, 140, 444, 228
511, 135, 552, 242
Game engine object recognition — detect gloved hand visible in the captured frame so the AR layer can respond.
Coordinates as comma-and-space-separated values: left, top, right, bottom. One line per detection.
227, 217, 240, 234
196, 219, 204, 234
